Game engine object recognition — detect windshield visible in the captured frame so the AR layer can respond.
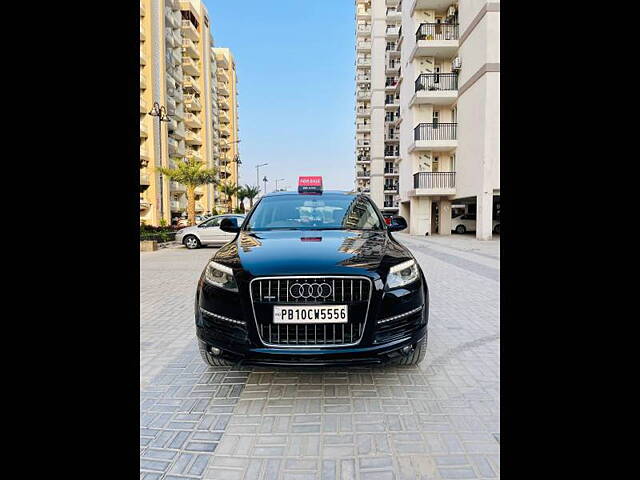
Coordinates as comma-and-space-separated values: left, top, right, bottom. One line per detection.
245, 194, 384, 231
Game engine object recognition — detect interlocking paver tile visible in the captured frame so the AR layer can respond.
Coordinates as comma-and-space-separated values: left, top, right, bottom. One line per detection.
141, 234, 499, 479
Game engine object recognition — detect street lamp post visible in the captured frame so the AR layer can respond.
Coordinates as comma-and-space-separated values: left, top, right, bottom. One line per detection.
263, 176, 268, 194
256, 163, 268, 190
148, 102, 171, 221
274, 178, 285, 192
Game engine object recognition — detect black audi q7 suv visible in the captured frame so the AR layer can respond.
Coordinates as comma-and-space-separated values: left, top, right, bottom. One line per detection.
195, 190, 428, 366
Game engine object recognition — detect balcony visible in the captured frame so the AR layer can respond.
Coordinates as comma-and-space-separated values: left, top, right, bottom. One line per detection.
170, 200, 181, 211
140, 198, 151, 211
410, 123, 457, 152
140, 172, 150, 187
140, 49, 146, 66
184, 149, 201, 161
140, 97, 147, 114
140, 72, 146, 90
383, 184, 399, 194
357, 58, 371, 67
165, 8, 178, 28
181, 20, 199, 41
185, 130, 202, 146
386, 7, 401, 21
167, 137, 179, 155
165, 27, 176, 48
356, 108, 371, 117
218, 96, 230, 110
356, 122, 370, 133
385, 59, 400, 74
356, 156, 371, 164
384, 167, 399, 176
412, 23, 459, 59
183, 75, 201, 94
170, 181, 186, 193
385, 78, 399, 91
182, 38, 199, 59
184, 95, 202, 112
140, 23, 145, 41
384, 97, 400, 109
140, 1, 145, 16
140, 147, 150, 165
356, 138, 371, 147
412, 172, 456, 196
170, 126, 185, 140
219, 110, 230, 124
382, 201, 399, 210
171, 68, 183, 83
356, 170, 370, 179
217, 82, 229, 96
173, 105, 185, 121
182, 57, 200, 76
184, 112, 202, 128
356, 7, 371, 18
166, 96, 176, 112
357, 74, 371, 82
386, 25, 400, 38
385, 132, 400, 142
215, 53, 229, 69
357, 41, 372, 51
411, 73, 458, 106
356, 24, 372, 36
356, 90, 371, 100
384, 148, 400, 159
140, 122, 148, 138
217, 68, 230, 83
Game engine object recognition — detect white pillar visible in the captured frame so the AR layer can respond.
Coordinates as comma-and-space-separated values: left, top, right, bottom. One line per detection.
410, 197, 432, 236
476, 191, 493, 240
438, 199, 452, 236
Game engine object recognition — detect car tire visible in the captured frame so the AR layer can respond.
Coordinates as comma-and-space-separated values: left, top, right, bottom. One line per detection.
197, 339, 234, 367
493, 224, 500, 234
183, 235, 201, 249
455, 225, 466, 234
394, 335, 427, 366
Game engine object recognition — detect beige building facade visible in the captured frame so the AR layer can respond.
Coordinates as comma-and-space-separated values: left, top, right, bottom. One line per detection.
213, 48, 241, 212
140, 0, 240, 225
355, 0, 500, 239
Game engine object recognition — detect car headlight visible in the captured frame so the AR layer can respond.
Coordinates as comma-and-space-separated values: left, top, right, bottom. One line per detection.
386, 259, 420, 289
204, 261, 238, 292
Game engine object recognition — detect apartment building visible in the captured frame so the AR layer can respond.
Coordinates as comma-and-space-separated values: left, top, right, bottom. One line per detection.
212, 48, 240, 212
355, 0, 500, 239
354, 0, 402, 213
140, 0, 239, 225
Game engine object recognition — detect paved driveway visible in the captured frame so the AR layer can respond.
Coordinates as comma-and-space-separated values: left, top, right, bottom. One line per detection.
140, 234, 500, 479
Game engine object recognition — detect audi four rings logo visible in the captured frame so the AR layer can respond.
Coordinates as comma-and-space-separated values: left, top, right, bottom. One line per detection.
289, 282, 332, 299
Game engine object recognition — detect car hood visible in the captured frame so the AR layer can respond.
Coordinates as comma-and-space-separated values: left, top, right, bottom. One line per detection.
213, 230, 412, 278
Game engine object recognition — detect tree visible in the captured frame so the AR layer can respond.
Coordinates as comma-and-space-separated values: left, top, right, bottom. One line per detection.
218, 182, 240, 213
243, 184, 261, 209
156, 157, 218, 226
236, 186, 248, 213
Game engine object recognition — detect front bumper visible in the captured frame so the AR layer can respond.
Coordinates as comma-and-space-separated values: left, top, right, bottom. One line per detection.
196, 325, 427, 366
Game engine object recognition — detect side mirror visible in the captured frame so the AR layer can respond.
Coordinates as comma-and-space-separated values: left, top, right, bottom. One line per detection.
387, 216, 407, 232
220, 217, 240, 233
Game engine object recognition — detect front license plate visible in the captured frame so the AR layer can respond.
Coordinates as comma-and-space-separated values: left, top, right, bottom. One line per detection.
273, 305, 348, 324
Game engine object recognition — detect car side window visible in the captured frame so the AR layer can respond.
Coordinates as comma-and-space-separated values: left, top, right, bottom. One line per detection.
200, 218, 220, 228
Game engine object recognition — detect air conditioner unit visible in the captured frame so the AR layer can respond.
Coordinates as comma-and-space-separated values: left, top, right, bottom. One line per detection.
452, 57, 462, 70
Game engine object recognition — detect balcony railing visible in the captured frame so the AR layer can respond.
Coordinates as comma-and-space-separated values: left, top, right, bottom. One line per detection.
384, 167, 399, 174
357, 58, 371, 66
357, 41, 372, 49
413, 172, 456, 189
356, 139, 371, 147
416, 23, 459, 42
385, 149, 399, 157
385, 132, 400, 141
415, 73, 458, 92
414, 123, 457, 141
357, 156, 370, 163
384, 201, 399, 208
357, 24, 372, 33
384, 184, 399, 192
357, 108, 371, 116
356, 171, 370, 177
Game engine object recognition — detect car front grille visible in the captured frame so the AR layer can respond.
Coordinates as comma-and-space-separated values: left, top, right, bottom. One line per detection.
250, 276, 372, 347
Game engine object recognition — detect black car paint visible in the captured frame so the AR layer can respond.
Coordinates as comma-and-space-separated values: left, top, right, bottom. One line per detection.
195, 192, 428, 366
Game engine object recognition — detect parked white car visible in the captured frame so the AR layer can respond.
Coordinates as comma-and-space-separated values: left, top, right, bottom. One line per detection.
451, 214, 500, 234
175, 214, 246, 249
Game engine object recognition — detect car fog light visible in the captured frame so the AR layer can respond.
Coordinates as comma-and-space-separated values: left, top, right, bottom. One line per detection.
209, 347, 222, 356
401, 345, 413, 355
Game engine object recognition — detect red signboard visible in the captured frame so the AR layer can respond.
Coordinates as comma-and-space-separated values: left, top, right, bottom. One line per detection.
298, 176, 323, 194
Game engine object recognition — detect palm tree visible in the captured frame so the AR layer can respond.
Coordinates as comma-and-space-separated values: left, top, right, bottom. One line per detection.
156, 157, 218, 226
243, 184, 261, 209
218, 182, 240, 213
236, 186, 248, 213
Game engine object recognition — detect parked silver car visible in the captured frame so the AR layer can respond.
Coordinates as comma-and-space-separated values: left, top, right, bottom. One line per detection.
175, 214, 246, 249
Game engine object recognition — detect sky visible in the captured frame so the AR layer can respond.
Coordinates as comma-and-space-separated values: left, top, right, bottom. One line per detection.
203, 0, 356, 194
